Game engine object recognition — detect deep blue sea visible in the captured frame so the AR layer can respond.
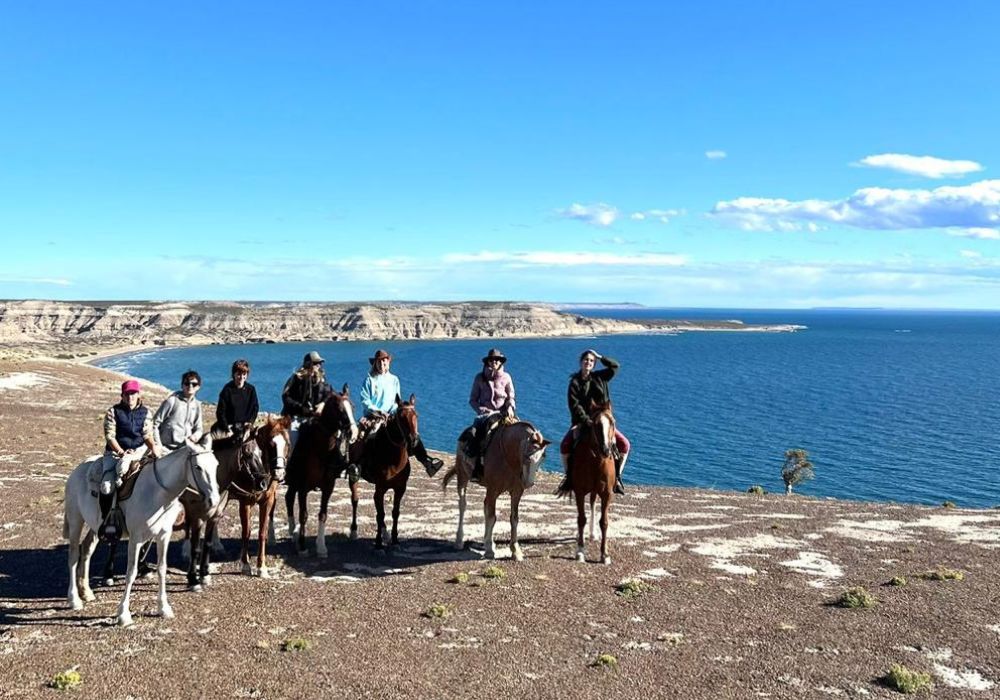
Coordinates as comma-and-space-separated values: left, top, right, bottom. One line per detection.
96, 309, 1000, 508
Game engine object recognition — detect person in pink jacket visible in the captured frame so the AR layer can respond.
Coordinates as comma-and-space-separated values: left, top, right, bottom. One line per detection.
465, 348, 516, 482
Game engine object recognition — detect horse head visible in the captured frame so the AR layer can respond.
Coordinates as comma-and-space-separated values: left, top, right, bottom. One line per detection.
519, 426, 551, 489
188, 434, 222, 510
394, 393, 420, 451
255, 414, 291, 485
320, 385, 359, 463
588, 401, 616, 458
238, 433, 268, 492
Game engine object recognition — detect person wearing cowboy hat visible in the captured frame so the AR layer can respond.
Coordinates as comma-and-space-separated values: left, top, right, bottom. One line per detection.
464, 348, 517, 482
281, 350, 333, 450
353, 349, 444, 478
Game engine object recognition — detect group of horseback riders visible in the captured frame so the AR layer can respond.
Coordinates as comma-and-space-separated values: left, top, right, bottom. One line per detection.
97, 345, 631, 540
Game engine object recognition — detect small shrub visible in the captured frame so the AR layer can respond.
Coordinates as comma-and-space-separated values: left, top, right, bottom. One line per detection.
591, 653, 618, 669
482, 565, 506, 580
883, 664, 932, 694
747, 484, 766, 495
836, 586, 876, 609
424, 603, 450, 619
448, 572, 470, 584
48, 669, 82, 691
920, 568, 964, 581
781, 448, 815, 495
280, 637, 311, 652
888, 576, 907, 587
615, 578, 651, 599
941, 500, 956, 509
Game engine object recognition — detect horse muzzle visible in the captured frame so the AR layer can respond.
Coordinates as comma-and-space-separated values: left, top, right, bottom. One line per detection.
274, 467, 286, 484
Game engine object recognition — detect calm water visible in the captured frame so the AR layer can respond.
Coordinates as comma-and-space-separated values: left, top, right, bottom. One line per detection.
96, 309, 1000, 508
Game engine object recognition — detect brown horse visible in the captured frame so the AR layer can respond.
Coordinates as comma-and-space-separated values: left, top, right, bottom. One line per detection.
557, 402, 617, 564
230, 415, 290, 578
284, 385, 359, 556
350, 394, 419, 550
443, 419, 550, 560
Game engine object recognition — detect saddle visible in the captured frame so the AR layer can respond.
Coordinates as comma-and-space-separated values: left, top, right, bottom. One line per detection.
116, 455, 152, 502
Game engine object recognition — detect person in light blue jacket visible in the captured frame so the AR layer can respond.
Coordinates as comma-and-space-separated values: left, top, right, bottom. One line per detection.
353, 349, 443, 477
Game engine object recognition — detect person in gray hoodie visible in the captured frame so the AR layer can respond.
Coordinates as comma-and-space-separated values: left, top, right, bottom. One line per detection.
152, 370, 205, 452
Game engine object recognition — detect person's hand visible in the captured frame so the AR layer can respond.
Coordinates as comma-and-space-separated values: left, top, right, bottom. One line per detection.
152, 445, 164, 459
314, 401, 325, 416
504, 404, 515, 418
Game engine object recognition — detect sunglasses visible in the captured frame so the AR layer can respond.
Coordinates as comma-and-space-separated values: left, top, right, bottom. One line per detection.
184, 381, 200, 387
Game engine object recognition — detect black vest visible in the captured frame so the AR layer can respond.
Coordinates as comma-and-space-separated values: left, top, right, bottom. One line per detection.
113, 404, 148, 450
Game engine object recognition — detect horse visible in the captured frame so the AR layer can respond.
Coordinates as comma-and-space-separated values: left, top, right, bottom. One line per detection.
64, 436, 221, 626
350, 394, 419, 550
442, 419, 550, 560
284, 385, 359, 556
556, 402, 617, 564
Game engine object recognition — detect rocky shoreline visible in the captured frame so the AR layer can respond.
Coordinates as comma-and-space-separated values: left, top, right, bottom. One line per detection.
2, 353, 996, 699
0, 300, 803, 361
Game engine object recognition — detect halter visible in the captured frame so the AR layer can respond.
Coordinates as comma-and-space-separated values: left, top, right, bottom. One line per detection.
384, 408, 416, 449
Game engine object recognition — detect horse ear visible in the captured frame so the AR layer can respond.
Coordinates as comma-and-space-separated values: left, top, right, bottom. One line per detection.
341, 382, 350, 397
395, 393, 403, 407
408, 393, 416, 406
279, 415, 292, 430
541, 438, 552, 447
199, 433, 213, 451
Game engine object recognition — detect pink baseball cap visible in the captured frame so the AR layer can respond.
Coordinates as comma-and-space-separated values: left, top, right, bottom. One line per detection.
121, 380, 141, 394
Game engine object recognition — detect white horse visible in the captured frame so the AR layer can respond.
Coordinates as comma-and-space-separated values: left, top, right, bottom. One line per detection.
64, 436, 221, 626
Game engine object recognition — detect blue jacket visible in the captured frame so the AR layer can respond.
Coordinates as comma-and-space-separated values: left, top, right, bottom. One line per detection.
361, 372, 401, 416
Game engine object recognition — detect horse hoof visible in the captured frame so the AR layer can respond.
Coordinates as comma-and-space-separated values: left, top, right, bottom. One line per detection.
103, 577, 114, 587
453, 539, 465, 551
241, 562, 253, 576
160, 606, 175, 619
191, 584, 203, 593
202, 575, 213, 587
601, 556, 612, 566
83, 590, 96, 602
575, 552, 585, 563
117, 614, 134, 627
512, 550, 524, 562
259, 567, 270, 579
349, 529, 359, 541
485, 549, 496, 560
69, 598, 84, 611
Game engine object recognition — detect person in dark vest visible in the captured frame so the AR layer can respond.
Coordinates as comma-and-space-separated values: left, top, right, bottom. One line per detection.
211, 359, 260, 442
465, 348, 516, 483
99, 380, 156, 540
281, 350, 333, 449
560, 349, 631, 495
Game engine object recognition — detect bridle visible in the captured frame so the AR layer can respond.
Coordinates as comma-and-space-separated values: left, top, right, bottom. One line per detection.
385, 406, 417, 450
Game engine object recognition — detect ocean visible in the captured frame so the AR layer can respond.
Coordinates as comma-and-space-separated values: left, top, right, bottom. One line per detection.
96, 309, 1000, 508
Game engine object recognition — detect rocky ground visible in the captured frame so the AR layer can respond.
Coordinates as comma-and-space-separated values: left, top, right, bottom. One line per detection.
1, 358, 998, 699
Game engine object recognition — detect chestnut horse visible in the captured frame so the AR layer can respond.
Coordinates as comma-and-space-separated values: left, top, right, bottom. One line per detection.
350, 394, 419, 550
442, 419, 551, 560
284, 385, 359, 556
557, 402, 617, 564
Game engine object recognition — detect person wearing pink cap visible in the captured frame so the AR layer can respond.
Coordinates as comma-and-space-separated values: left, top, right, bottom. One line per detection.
98, 379, 156, 540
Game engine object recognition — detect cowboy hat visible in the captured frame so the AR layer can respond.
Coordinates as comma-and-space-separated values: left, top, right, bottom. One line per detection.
369, 349, 392, 365
481, 348, 507, 364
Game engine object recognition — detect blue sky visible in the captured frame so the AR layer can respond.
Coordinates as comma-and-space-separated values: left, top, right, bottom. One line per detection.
2, 2, 1000, 308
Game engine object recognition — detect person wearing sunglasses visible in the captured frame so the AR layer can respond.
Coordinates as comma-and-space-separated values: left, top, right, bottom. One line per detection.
212, 359, 260, 442
151, 369, 205, 454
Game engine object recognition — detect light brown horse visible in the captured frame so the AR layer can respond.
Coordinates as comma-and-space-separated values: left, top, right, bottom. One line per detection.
443, 419, 550, 560
231, 415, 290, 578
350, 394, 419, 550
557, 402, 617, 564
284, 386, 359, 556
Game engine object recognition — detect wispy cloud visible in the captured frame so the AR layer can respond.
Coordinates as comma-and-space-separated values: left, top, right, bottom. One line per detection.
855, 153, 984, 179
0, 275, 72, 286
630, 208, 684, 223
705, 150, 727, 160
556, 202, 619, 227
960, 250, 982, 259
947, 227, 1000, 240
711, 179, 1000, 237
443, 251, 687, 267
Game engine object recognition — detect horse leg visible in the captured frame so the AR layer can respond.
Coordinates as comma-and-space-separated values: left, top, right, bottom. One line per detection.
155, 531, 175, 619
79, 530, 99, 602
390, 482, 405, 547
575, 491, 587, 563
373, 486, 387, 550
66, 512, 85, 610
316, 486, 332, 557
297, 487, 308, 554
181, 520, 192, 565
589, 492, 596, 542
349, 478, 360, 540
455, 473, 468, 551
599, 493, 612, 565
510, 489, 524, 562
210, 521, 226, 557
239, 501, 253, 574
268, 508, 277, 548
116, 539, 142, 626
285, 487, 297, 539
101, 539, 117, 586
187, 518, 202, 590
258, 496, 273, 578
483, 488, 498, 560
201, 519, 215, 586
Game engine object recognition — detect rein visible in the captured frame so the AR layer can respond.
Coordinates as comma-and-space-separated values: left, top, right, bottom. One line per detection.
384, 411, 413, 449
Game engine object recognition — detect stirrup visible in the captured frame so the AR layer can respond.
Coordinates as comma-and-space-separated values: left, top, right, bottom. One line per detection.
614, 477, 625, 495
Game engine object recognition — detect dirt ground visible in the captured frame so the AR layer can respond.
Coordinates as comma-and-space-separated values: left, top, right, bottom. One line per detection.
1, 358, 998, 699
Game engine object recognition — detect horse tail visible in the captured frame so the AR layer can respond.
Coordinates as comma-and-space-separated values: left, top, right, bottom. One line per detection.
441, 465, 458, 491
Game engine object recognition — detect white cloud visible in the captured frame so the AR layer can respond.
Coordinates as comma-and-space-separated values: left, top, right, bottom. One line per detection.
706, 150, 727, 160
960, 250, 982, 259
444, 251, 687, 267
0, 275, 72, 286
856, 153, 984, 179
557, 202, 619, 227
948, 227, 1000, 240
631, 208, 684, 224
711, 179, 1000, 237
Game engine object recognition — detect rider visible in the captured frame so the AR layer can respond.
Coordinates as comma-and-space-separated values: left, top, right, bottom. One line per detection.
281, 350, 333, 449
212, 359, 260, 442
152, 370, 205, 452
465, 348, 516, 483
356, 349, 444, 477
100, 379, 157, 540
560, 349, 630, 495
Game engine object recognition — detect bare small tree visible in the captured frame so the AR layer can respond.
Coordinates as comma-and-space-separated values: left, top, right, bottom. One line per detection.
781, 448, 814, 495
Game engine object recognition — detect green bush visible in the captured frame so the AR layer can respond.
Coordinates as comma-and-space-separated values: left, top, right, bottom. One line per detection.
448, 572, 470, 584
920, 568, 964, 581
48, 670, 82, 691
482, 565, 506, 580
883, 664, 932, 694
747, 484, 766, 495
280, 637, 311, 652
424, 603, 450, 619
615, 578, 651, 599
591, 653, 618, 669
888, 576, 907, 587
941, 500, 956, 509
835, 586, 876, 608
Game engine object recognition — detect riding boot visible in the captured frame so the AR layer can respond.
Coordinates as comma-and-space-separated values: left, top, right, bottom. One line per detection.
555, 452, 572, 494
471, 456, 484, 484
99, 493, 118, 541
613, 452, 628, 495
412, 438, 444, 477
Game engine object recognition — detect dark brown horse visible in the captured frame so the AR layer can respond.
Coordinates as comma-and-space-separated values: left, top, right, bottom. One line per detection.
558, 401, 617, 564
284, 385, 359, 556
350, 394, 419, 550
